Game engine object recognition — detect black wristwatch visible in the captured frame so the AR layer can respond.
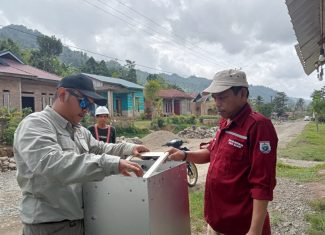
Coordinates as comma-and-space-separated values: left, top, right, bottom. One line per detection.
182, 150, 188, 161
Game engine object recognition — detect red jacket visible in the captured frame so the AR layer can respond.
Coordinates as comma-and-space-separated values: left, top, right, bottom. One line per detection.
205, 104, 277, 235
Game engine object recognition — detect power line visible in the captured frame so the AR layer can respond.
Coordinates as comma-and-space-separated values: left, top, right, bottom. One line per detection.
112, 0, 233, 68
82, 0, 230, 69
0, 24, 191, 76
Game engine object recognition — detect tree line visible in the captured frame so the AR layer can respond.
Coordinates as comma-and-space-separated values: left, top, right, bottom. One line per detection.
1, 35, 323, 122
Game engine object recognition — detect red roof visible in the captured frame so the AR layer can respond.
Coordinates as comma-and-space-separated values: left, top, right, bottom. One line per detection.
0, 52, 61, 82
158, 89, 193, 99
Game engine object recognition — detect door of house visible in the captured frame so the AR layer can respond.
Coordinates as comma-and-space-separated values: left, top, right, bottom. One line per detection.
22, 97, 35, 112
174, 100, 180, 115
115, 98, 122, 116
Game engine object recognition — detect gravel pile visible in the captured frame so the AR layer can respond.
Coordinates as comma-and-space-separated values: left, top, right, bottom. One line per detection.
116, 136, 143, 144
178, 126, 217, 139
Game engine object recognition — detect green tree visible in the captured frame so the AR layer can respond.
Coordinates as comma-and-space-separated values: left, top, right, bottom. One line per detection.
81, 57, 98, 74
311, 86, 325, 130
97, 60, 110, 76
295, 98, 305, 112
272, 92, 289, 117
123, 60, 137, 83
144, 80, 163, 118
258, 103, 273, 118
37, 35, 62, 57
256, 95, 264, 106
28, 35, 69, 75
0, 38, 22, 56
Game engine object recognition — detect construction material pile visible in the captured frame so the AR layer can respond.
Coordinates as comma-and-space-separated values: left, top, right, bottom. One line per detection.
178, 126, 218, 139
0, 147, 15, 172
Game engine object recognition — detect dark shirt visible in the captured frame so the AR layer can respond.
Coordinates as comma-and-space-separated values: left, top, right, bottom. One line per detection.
88, 125, 116, 143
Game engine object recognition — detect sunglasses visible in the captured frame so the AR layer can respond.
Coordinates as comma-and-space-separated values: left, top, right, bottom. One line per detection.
67, 89, 95, 113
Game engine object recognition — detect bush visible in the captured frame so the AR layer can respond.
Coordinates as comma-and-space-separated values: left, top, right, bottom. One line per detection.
116, 125, 149, 138
150, 117, 165, 130
80, 113, 95, 128
2, 109, 24, 145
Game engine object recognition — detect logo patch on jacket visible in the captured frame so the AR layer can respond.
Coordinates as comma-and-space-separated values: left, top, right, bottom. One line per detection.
228, 139, 243, 148
259, 141, 271, 154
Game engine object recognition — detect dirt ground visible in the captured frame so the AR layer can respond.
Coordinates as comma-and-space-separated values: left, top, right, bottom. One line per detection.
1, 120, 324, 235
143, 120, 324, 188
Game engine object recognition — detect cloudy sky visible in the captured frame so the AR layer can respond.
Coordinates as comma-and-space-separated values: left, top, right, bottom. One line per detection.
0, 0, 323, 99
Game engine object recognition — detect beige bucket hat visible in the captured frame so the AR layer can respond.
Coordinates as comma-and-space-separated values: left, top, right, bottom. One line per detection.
202, 69, 248, 95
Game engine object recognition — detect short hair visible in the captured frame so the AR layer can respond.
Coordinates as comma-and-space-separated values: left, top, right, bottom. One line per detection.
230, 86, 249, 98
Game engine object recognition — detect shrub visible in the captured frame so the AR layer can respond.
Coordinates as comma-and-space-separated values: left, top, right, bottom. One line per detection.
150, 117, 165, 130
3, 110, 23, 145
80, 113, 95, 128
116, 125, 149, 138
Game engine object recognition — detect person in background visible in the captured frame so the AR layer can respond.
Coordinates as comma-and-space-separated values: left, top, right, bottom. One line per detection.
14, 73, 149, 235
168, 69, 277, 235
88, 106, 116, 143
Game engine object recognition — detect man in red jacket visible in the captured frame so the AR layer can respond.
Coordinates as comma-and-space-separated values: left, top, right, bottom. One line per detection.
168, 69, 277, 235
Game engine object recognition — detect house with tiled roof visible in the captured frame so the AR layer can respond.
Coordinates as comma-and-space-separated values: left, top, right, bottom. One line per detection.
82, 73, 144, 118
0, 50, 61, 112
157, 89, 194, 116
0, 51, 144, 118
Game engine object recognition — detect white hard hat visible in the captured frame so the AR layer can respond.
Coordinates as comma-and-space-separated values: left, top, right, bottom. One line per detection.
95, 106, 109, 116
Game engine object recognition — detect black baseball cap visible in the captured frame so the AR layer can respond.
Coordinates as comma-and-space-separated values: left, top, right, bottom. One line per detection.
58, 74, 107, 106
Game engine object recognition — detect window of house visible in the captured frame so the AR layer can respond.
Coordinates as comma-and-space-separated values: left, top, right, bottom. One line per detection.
41, 93, 47, 109
135, 97, 140, 112
166, 100, 172, 113
48, 94, 54, 106
3, 90, 10, 110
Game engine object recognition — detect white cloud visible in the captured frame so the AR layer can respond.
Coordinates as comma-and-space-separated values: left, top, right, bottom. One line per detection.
0, 0, 323, 99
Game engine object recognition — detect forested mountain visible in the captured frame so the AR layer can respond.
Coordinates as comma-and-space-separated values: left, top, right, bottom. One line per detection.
0, 24, 293, 103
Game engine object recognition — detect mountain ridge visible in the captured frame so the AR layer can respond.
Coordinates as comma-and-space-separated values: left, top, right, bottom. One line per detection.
0, 24, 305, 104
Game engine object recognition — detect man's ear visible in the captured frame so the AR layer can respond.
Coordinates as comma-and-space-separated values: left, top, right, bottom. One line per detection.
57, 87, 67, 102
240, 87, 248, 98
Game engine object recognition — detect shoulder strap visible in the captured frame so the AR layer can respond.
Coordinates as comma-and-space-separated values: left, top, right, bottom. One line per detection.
94, 124, 100, 141
106, 125, 111, 143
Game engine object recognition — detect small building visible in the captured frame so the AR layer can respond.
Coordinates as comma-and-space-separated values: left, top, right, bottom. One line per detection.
192, 93, 217, 116
0, 50, 61, 112
158, 89, 194, 116
82, 73, 145, 118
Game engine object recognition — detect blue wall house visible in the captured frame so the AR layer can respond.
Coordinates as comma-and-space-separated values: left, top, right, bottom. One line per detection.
82, 73, 144, 118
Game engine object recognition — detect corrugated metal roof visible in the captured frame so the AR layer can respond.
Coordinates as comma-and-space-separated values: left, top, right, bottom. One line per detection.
82, 73, 144, 90
286, 0, 322, 75
158, 89, 193, 99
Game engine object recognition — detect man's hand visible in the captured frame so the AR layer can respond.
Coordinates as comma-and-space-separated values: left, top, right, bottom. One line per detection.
132, 145, 150, 156
119, 159, 144, 177
167, 147, 186, 161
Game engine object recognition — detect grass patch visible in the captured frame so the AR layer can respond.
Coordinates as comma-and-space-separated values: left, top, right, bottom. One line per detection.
276, 162, 325, 182
278, 123, 325, 161
306, 199, 325, 234
116, 126, 150, 138
269, 211, 284, 226
133, 120, 151, 129
189, 185, 206, 233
